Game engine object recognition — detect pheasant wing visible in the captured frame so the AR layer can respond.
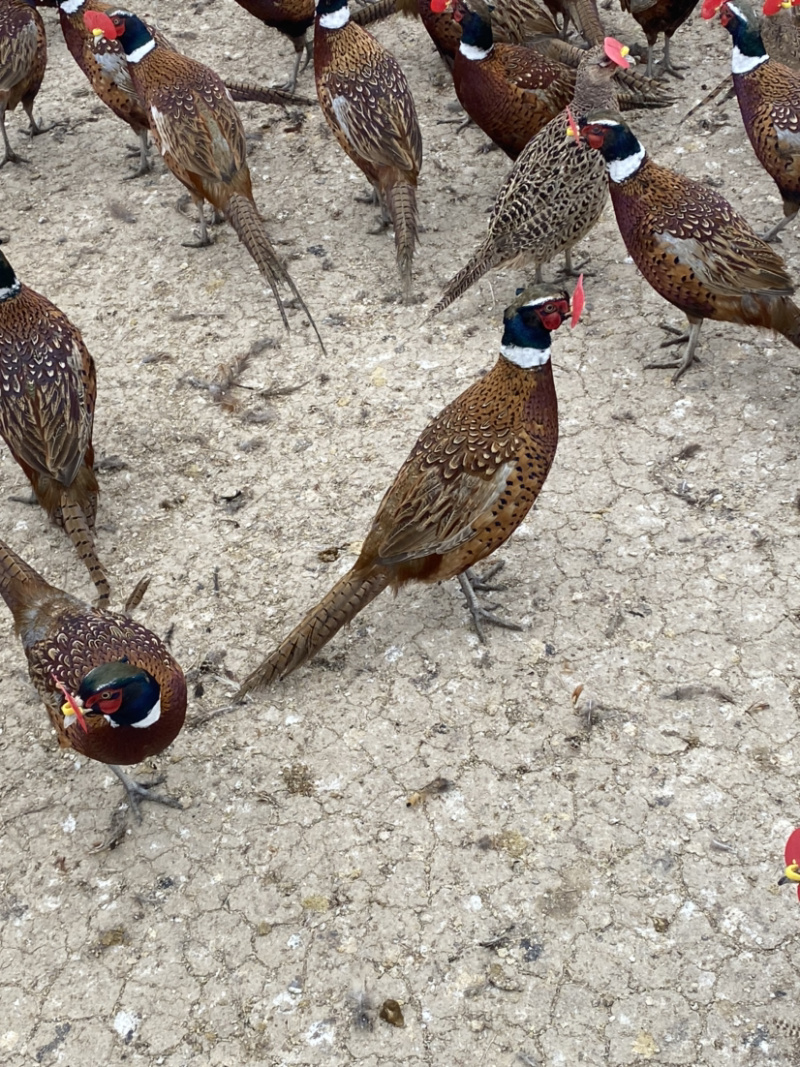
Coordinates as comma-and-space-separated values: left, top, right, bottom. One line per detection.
322, 64, 421, 175
149, 81, 247, 186
0, 19, 38, 93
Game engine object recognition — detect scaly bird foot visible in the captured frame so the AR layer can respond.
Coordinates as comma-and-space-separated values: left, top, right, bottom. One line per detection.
0, 147, 29, 167
464, 560, 507, 594
458, 569, 523, 644
110, 765, 182, 822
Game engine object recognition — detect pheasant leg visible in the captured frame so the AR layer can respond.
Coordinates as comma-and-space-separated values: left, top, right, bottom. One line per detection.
0, 104, 28, 166
182, 201, 214, 247
281, 36, 312, 94
656, 36, 687, 80
761, 211, 797, 244
123, 129, 152, 180
645, 319, 703, 381
22, 102, 54, 138
465, 561, 507, 593
458, 569, 523, 643
110, 765, 182, 821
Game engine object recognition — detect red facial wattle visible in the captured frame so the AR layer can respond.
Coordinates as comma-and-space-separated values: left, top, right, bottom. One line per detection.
571, 274, 585, 329
85, 688, 124, 717
83, 9, 119, 38
540, 311, 562, 331
582, 127, 605, 150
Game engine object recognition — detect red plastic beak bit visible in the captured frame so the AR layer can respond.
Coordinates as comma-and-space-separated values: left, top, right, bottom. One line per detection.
53, 676, 89, 734
603, 37, 631, 69
83, 9, 118, 38
571, 274, 585, 329
701, 0, 724, 18
566, 105, 581, 142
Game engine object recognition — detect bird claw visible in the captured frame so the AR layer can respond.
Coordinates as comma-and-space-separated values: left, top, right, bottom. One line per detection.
111, 766, 182, 823
465, 561, 507, 594
458, 569, 523, 644
182, 230, 214, 248
0, 148, 29, 168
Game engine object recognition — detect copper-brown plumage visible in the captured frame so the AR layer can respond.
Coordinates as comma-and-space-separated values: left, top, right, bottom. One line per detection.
0, 249, 109, 604
314, 0, 422, 298
58, 0, 312, 177
619, 0, 699, 77
431, 47, 618, 314
448, 0, 575, 159
236, 286, 571, 695
0, 537, 186, 807
93, 10, 321, 343
0, 0, 47, 166
581, 111, 800, 379
717, 2, 800, 240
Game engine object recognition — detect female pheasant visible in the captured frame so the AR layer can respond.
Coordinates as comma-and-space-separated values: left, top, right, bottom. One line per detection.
0, 537, 187, 813
314, 0, 422, 299
0, 0, 48, 167
85, 10, 322, 344
703, 0, 800, 241
431, 40, 628, 313
0, 249, 109, 605
236, 283, 582, 695
579, 111, 800, 379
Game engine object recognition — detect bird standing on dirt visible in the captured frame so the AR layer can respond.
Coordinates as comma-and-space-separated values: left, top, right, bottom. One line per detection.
431, 40, 629, 314
58, 0, 311, 178
232, 0, 315, 91
235, 283, 581, 695
314, 0, 422, 299
0, 249, 109, 605
0, 0, 48, 167
434, 0, 575, 159
760, 0, 800, 71
619, 0, 700, 78
579, 111, 800, 379
84, 9, 322, 343
0, 537, 187, 813
703, 0, 800, 241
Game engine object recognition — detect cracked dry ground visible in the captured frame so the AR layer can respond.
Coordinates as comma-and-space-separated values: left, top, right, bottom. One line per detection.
1, 2, 799, 1065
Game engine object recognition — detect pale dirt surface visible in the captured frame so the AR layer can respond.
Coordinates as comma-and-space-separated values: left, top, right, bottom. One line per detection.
1, 2, 799, 1064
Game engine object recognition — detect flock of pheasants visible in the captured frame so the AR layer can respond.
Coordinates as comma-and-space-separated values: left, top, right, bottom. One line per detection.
1, 0, 800, 879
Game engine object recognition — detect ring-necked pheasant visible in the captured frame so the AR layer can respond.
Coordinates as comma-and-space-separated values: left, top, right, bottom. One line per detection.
314, 0, 422, 298
0, 249, 109, 605
579, 110, 800, 379
57, 0, 312, 178
86, 9, 322, 344
619, 0, 700, 78
0, 536, 187, 814
434, 0, 576, 159
431, 40, 628, 313
235, 282, 582, 696
0, 0, 48, 167
703, 0, 800, 241
760, 0, 800, 71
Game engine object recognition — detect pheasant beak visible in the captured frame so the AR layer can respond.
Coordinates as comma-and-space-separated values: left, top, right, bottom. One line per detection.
53, 677, 89, 734
779, 861, 800, 884
92, 28, 104, 38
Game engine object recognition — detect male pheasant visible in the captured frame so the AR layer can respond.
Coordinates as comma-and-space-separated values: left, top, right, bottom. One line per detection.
236, 283, 581, 695
580, 111, 800, 379
0, 249, 109, 604
0, 537, 186, 813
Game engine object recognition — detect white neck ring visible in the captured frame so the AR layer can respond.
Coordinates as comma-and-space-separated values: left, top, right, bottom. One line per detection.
500, 343, 551, 368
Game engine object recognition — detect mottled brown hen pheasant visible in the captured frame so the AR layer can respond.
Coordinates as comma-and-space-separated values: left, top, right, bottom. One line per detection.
87, 10, 322, 344
0, 537, 186, 813
580, 111, 800, 379
236, 285, 579, 695
760, 0, 800, 71
431, 40, 628, 314
57, 0, 311, 177
0, 0, 48, 166
0, 249, 109, 605
315, 0, 422, 298
705, 1, 800, 241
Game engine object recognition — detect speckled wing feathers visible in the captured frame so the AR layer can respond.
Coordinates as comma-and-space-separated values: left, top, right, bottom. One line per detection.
319, 54, 421, 181
0, 17, 37, 94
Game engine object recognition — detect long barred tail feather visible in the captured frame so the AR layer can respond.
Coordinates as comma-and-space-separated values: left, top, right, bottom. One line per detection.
60, 497, 109, 606
225, 193, 326, 351
385, 181, 418, 300
429, 240, 504, 317
0, 537, 51, 624
235, 568, 390, 697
